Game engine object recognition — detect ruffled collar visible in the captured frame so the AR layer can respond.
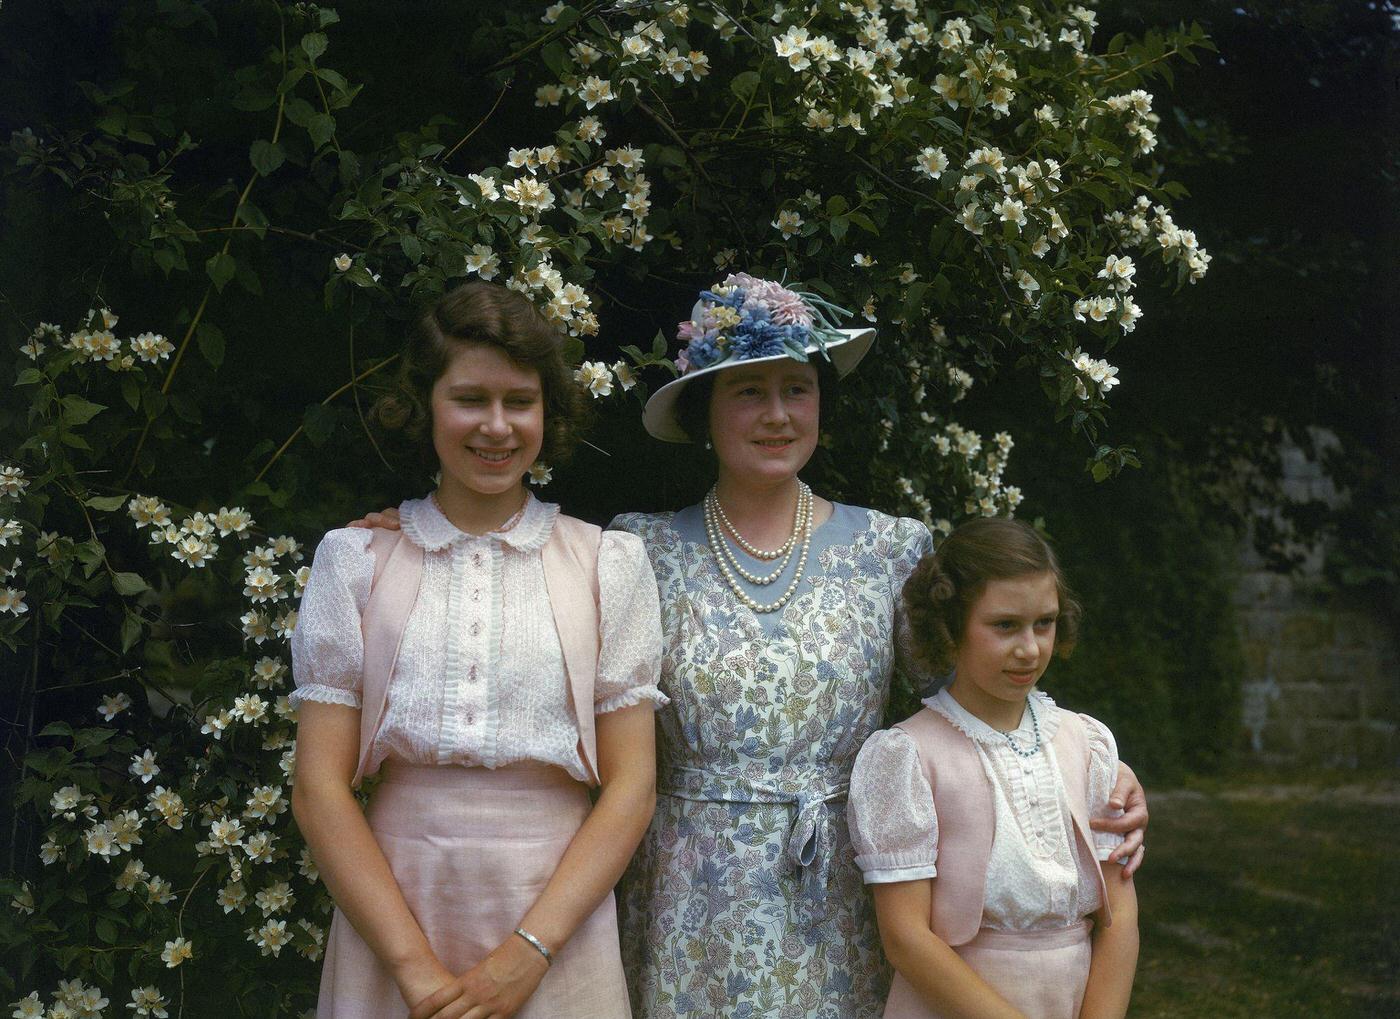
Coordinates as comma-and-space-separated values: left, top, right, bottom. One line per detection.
923, 687, 1061, 747
399, 492, 559, 553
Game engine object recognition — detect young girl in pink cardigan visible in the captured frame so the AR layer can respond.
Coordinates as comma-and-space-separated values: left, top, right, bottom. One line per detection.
290, 283, 664, 1019
847, 518, 1138, 1019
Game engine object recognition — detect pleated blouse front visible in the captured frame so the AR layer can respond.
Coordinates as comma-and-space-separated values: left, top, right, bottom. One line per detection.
290, 494, 667, 783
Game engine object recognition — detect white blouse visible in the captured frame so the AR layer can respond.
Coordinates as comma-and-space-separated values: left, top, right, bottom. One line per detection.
848, 689, 1124, 932
290, 494, 667, 783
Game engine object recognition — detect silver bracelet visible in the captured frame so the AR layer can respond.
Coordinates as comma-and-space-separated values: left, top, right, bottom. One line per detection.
514, 927, 553, 966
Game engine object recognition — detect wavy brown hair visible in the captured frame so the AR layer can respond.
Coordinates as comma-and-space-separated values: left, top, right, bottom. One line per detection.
371, 282, 587, 477
902, 517, 1081, 675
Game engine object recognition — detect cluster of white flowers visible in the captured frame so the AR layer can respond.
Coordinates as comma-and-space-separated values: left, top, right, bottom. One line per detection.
1104, 195, 1212, 284
45, 308, 174, 372
129, 497, 256, 573
1104, 88, 1159, 155
0, 469, 24, 615
930, 425, 1022, 516
19, 321, 62, 360
773, 5, 930, 136
573, 359, 637, 400
9, 979, 114, 1019
1065, 348, 1120, 400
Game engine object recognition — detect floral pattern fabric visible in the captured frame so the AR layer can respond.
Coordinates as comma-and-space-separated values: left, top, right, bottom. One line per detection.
611, 505, 932, 1019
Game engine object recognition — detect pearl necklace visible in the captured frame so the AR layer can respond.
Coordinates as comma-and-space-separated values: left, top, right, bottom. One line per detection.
711, 490, 801, 560
1000, 697, 1042, 759
704, 484, 811, 585
703, 483, 814, 614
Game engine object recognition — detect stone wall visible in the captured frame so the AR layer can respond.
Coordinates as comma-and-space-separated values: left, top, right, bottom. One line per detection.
1235, 432, 1399, 768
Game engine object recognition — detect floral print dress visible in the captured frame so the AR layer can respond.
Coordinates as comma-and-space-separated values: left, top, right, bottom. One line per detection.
610, 503, 932, 1019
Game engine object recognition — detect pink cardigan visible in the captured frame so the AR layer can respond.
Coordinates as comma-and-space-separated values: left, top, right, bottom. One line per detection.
893, 705, 1114, 947
354, 515, 604, 788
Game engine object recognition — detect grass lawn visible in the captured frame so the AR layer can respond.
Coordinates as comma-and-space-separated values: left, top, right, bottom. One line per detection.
1130, 775, 1400, 1018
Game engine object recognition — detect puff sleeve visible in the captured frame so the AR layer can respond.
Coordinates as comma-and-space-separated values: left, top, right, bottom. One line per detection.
847, 728, 939, 884
288, 528, 374, 709
593, 530, 668, 715
1081, 713, 1126, 861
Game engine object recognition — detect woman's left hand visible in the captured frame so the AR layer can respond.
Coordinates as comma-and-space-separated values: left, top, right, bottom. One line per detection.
1091, 761, 1148, 878
407, 934, 549, 1019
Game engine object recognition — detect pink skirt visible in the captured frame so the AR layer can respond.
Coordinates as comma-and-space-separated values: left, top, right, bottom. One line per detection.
884, 921, 1092, 1019
316, 761, 631, 1019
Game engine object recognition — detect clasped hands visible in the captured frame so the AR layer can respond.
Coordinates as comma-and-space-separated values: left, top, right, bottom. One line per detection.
399, 934, 549, 1019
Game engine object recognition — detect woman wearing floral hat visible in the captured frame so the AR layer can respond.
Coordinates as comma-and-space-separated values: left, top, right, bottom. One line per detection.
609, 273, 1146, 1019
350, 273, 1148, 1018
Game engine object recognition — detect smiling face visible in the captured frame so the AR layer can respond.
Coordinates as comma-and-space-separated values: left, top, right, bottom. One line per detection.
429, 341, 544, 510
948, 571, 1060, 726
707, 359, 820, 489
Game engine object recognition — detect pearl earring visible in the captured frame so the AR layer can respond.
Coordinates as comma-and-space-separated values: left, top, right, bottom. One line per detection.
704, 439, 713, 450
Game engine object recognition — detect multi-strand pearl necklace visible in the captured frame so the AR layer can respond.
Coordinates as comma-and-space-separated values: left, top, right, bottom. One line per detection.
703, 482, 813, 614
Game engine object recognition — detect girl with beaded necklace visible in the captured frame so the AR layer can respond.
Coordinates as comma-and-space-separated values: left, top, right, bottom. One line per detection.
847, 517, 1139, 1019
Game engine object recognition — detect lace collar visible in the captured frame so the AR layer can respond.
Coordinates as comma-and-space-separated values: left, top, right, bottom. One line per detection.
399, 492, 559, 553
922, 687, 1061, 747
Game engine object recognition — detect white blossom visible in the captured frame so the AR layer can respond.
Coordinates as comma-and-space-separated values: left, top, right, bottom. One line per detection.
772, 209, 803, 239
574, 361, 614, 398
160, 937, 193, 968
129, 749, 160, 784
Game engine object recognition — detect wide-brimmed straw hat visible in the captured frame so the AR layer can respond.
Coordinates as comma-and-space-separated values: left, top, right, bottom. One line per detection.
642, 273, 876, 443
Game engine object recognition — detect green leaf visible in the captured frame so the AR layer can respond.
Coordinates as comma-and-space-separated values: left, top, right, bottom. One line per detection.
729, 70, 760, 102
94, 917, 118, 944
285, 97, 317, 127
902, 280, 930, 321
170, 393, 203, 424
16, 368, 43, 386
308, 112, 336, 149
205, 251, 236, 292
120, 613, 143, 653
847, 212, 878, 235
112, 572, 148, 596
84, 495, 127, 512
400, 234, 423, 264
60, 395, 106, 426
196, 321, 225, 368
303, 403, 337, 445
828, 216, 849, 242
249, 139, 285, 176
301, 32, 328, 62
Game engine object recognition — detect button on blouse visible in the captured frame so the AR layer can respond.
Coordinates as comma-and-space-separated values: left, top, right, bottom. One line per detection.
290, 494, 667, 783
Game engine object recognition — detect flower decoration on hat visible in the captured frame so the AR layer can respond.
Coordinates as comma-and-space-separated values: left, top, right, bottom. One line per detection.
674, 273, 853, 375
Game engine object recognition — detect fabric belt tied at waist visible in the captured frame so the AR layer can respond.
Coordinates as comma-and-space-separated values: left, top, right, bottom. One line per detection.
659, 765, 848, 909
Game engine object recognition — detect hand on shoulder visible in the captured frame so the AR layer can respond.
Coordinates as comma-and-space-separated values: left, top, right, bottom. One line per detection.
347, 507, 402, 530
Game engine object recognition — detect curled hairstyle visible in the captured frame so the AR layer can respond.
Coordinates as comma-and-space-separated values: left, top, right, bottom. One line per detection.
371, 282, 587, 476
902, 517, 1082, 675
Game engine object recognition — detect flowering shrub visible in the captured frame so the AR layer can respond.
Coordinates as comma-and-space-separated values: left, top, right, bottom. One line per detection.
1, 1, 1211, 1013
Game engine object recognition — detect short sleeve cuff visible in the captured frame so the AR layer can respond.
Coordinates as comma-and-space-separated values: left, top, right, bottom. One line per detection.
1094, 828, 1126, 861
857, 860, 938, 885
595, 685, 669, 715
289, 685, 361, 709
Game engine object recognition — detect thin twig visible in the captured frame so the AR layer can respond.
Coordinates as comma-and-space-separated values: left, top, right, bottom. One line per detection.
252, 354, 401, 483
443, 81, 512, 165
348, 317, 394, 472
633, 95, 749, 247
